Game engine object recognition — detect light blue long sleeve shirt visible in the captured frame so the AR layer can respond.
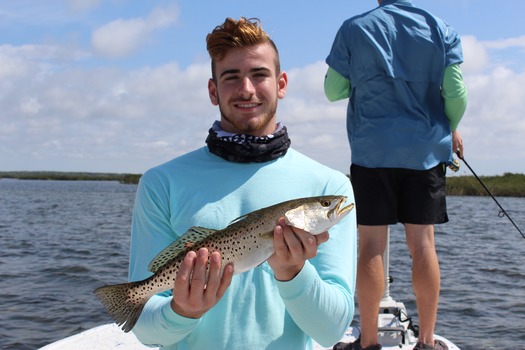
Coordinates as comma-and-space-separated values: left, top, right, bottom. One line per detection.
326, 0, 465, 170
128, 146, 357, 349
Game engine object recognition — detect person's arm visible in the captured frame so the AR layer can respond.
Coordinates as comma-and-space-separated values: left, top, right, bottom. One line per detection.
442, 64, 467, 131
128, 173, 201, 347
324, 66, 351, 102
452, 129, 464, 158
274, 178, 357, 347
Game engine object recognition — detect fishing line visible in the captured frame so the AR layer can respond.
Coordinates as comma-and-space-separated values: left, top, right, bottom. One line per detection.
456, 152, 525, 239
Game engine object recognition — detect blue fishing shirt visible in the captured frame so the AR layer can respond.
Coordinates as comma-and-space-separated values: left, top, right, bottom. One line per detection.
326, 0, 464, 170
128, 147, 357, 349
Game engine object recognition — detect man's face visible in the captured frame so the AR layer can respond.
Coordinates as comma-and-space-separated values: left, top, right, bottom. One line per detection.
208, 43, 287, 137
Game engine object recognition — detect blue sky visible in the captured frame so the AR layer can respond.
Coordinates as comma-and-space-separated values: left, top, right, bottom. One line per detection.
1, 0, 525, 176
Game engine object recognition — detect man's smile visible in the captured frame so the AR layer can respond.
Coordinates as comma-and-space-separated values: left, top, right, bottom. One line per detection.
235, 102, 260, 109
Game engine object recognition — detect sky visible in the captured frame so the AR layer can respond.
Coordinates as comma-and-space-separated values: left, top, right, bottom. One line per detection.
1, 0, 525, 176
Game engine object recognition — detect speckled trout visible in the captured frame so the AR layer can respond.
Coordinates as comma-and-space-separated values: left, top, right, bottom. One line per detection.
94, 195, 353, 332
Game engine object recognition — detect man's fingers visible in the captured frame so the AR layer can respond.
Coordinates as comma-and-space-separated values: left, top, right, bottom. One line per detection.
315, 232, 330, 246
175, 250, 197, 293
172, 249, 233, 319
272, 221, 288, 255
283, 226, 302, 252
216, 263, 234, 300
204, 252, 233, 303
204, 251, 222, 297
274, 218, 329, 258
189, 248, 209, 293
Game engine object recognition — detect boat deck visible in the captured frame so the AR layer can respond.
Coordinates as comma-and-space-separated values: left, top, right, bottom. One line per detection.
39, 322, 460, 350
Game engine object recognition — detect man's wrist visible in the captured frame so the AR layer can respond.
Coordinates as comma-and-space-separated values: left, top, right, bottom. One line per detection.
273, 262, 305, 281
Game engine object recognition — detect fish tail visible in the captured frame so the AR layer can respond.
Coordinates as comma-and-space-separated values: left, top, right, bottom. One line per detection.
93, 282, 148, 333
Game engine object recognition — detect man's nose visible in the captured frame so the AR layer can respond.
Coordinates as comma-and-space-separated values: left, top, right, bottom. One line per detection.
238, 77, 255, 97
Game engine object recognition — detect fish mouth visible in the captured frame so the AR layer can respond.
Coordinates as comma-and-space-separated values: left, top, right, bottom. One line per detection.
331, 196, 354, 217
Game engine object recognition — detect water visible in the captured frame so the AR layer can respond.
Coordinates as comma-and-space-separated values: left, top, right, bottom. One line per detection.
1, 180, 524, 350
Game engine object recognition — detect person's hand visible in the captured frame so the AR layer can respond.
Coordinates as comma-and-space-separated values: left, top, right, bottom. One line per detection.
267, 218, 329, 281
452, 129, 464, 158
171, 248, 234, 318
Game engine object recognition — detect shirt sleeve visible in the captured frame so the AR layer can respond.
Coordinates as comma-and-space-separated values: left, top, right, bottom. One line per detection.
325, 20, 354, 80
131, 295, 201, 347
128, 173, 200, 347
275, 177, 357, 347
442, 64, 468, 131
324, 66, 351, 102
443, 23, 464, 66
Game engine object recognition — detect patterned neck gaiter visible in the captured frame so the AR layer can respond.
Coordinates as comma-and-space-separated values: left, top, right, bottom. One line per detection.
205, 121, 291, 163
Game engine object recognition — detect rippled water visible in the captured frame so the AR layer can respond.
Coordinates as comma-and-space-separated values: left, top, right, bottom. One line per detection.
1, 180, 524, 350
387, 195, 525, 350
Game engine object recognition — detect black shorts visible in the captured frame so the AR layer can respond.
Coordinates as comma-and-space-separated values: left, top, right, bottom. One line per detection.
350, 163, 449, 226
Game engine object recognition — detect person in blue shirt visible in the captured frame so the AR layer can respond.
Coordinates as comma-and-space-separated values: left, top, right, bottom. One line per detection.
128, 17, 357, 349
325, 1, 467, 350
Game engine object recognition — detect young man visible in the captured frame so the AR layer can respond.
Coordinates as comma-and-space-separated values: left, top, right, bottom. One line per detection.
325, 1, 468, 350
128, 17, 357, 349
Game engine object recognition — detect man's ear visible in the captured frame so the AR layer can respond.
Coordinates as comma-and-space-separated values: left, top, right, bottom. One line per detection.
277, 71, 288, 99
208, 78, 219, 106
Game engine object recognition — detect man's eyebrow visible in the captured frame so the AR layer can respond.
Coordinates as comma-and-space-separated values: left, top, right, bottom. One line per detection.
219, 67, 271, 78
251, 67, 271, 73
219, 69, 240, 78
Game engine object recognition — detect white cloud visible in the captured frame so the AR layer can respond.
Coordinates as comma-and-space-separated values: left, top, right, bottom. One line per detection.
91, 6, 179, 58
66, 0, 102, 13
0, 55, 215, 172
461, 34, 525, 74
0, 44, 90, 85
461, 35, 490, 73
1, 21, 524, 175
462, 67, 525, 159
280, 62, 351, 172
483, 35, 525, 50
0, 47, 31, 81
19, 97, 42, 114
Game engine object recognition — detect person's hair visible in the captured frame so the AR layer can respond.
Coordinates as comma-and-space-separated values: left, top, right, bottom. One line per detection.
206, 17, 280, 80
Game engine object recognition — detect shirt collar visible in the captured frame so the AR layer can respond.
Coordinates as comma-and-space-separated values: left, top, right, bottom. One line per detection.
380, 0, 413, 6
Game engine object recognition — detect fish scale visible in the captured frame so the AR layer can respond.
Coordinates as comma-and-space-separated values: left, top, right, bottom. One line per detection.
94, 195, 353, 332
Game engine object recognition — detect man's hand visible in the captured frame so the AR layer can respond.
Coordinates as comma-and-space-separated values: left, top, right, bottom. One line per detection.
452, 129, 464, 158
268, 218, 329, 281
171, 248, 234, 318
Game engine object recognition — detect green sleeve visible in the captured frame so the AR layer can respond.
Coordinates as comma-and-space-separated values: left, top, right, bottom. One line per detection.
324, 67, 351, 102
442, 64, 468, 131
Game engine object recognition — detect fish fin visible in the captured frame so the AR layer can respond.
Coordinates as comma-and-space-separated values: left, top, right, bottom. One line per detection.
147, 226, 217, 273
189, 226, 217, 235
228, 210, 266, 226
93, 282, 146, 333
228, 213, 249, 225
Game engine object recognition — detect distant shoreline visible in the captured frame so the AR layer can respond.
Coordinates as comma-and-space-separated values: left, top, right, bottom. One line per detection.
0, 171, 141, 185
1, 171, 524, 197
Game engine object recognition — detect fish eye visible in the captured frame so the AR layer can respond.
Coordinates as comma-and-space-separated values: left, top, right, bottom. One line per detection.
321, 200, 331, 207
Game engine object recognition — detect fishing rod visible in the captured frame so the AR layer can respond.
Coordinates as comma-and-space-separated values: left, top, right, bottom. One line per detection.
455, 151, 525, 239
